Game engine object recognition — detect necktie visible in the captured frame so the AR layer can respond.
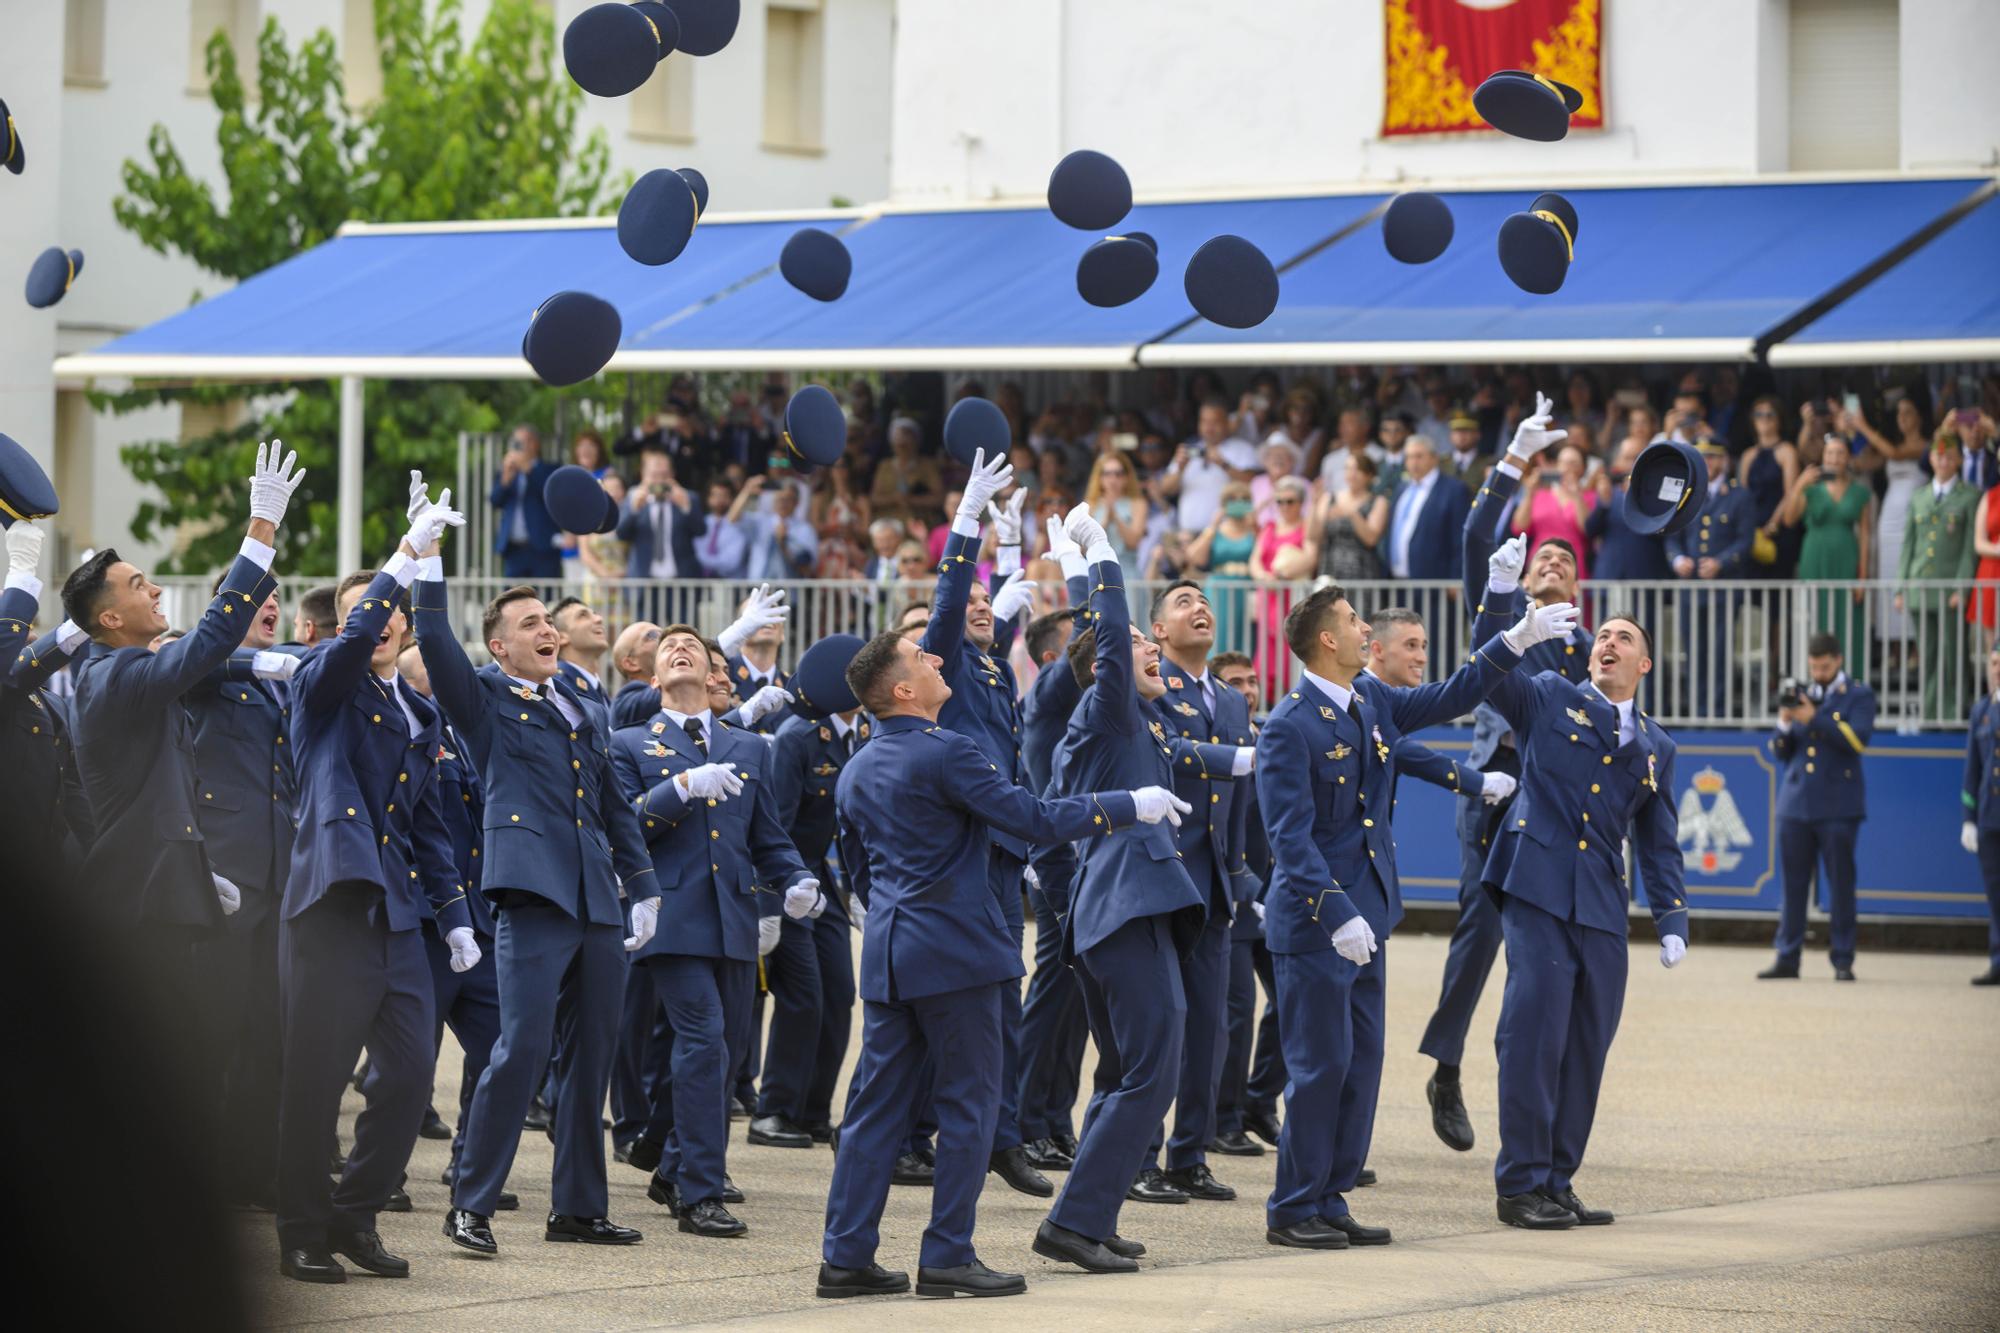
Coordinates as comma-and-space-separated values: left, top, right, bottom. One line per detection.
684, 716, 707, 756
1346, 697, 1366, 769
843, 729, 856, 760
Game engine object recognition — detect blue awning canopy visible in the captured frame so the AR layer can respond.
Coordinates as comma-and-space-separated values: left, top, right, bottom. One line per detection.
1770, 188, 2000, 366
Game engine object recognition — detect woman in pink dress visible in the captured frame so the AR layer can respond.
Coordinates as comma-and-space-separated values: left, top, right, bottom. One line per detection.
1250, 476, 1320, 700
1509, 442, 1597, 582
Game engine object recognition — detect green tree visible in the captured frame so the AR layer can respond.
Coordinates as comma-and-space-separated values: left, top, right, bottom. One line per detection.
101, 0, 622, 574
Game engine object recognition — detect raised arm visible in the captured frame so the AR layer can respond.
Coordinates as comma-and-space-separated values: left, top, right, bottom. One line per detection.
1466, 394, 1564, 612
938, 731, 1138, 847
1391, 734, 1480, 799
918, 449, 1014, 674
295, 568, 410, 713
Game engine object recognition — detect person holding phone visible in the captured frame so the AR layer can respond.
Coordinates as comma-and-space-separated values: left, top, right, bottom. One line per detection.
1850, 397, 1932, 662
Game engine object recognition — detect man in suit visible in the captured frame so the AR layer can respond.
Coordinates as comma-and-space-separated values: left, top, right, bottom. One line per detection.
490, 425, 562, 580
818, 626, 1181, 1299
618, 449, 707, 627
1961, 646, 2000, 987
1208, 651, 1275, 1159
1256, 583, 1562, 1251
1667, 440, 1754, 718
273, 498, 481, 1283
413, 483, 662, 1257
609, 626, 817, 1237
1385, 435, 1471, 669
1760, 633, 1876, 981
1896, 434, 1980, 723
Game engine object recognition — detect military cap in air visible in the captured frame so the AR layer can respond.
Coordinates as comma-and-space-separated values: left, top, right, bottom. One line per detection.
564, 3, 677, 99
943, 396, 1011, 469
618, 168, 700, 265
781, 384, 846, 473
780, 228, 851, 302
25, 247, 83, 309
1382, 191, 1454, 264
1497, 191, 1577, 295
1622, 440, 1709, 537
0, 433, 58, 529
661, 0, 739, 57
1, 98, 23, 174
543, 465, 612, 535
523, 291, 621, 386
1184, 234, 1278, 329
1076, 232, 1157, 307
790, 633, 864, 718
1473, 69, 1582, 142
1048, 150, 1132, 232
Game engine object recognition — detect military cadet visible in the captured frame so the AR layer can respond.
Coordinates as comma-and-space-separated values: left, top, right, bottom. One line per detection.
289, 584, 337, 650
609, 594, 795, 735
552, 596, 611, 726
1134, 580, 1257, 1205
1365, 605, 1516, 808
1961, 646, 2000, 986
1667, 438, 1754, 717
1760, 632, 1876, 981
1, 518, 87, 886
1420, 397, 1591, 1154
609, 625, 818, 1237
1896, 433, 1979, 722
1256, 582, 1562, 1251
1468, 567, 1688, 1231
818, 626, 1180, 1300
760, 635, 870, 1147
917, 454, 1051, 1197
411, 473, 662, 1257
609, 621, 663, 729
273, 495, 478, 1283
720, 584, 792, 734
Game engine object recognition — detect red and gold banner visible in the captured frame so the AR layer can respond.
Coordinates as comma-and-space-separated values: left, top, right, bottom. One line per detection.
1382, 0, 1603, 137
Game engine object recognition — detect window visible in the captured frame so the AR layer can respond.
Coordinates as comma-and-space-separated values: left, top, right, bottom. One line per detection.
763, 0, 824, 152
188, 0, 260, 95
342, 0, 382, 107
1787, 0, 1900, 170
631, 56, 695, 142
64, 0, 107, 88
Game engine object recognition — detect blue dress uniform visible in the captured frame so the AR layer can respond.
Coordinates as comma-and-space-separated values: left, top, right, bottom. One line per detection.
1255, 634, 1524, 1230
609, 710, 810, 1212
1144, 659, 1253, 1180
1965, 692, 2000, 975
275, 570, 473, 1258
412, 571, 659, 1225
1769, 675, 1875, 972
921, 528, 1034, 1154
1215, 752, 1275, 1144
612, 678, 657, 730
825, 713, 1135, 1273
2, 584, 87, 881
1471, 595, 1687, 1203
427, 722, 502, 1184
1043, 560, 1209, 1243
1422, 459, 1591, 1072
557, 658, 611, 731
763, 709, 868, 1133
1665, 474, 1754, 717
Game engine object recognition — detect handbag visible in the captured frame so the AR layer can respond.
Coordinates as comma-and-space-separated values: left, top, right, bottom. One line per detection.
1751, 527, 1777, 565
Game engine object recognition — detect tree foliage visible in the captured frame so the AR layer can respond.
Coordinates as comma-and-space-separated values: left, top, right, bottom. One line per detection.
102, 0, 622, 574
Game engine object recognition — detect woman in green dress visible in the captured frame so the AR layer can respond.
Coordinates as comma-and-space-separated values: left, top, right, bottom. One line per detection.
1187, 480, 1260, 655
1780, 434, 1873, 668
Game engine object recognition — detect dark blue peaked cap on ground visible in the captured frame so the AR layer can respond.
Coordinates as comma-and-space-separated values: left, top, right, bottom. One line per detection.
1497, 191, 1578, 294
781, 385, 846, 472
544, 464, 610, 535
1472, 69, 1582, 141
1076, 234, 1158, 308
618, 168, 700, 265
1621, 440, 1710, 537
0, 434, 58, 528
1382, 191, 1454, 264
1184, 235, 1278, 330
790, 633, 864, 719
523, 291, 621, 385
564, 3, 676, 98
943, 396, 1011, 468
2, 99, 23, 174
1047, 150, 1133, 231
663, 0, 740, 57
25, 247, 82, 309
780, 228, 851, 302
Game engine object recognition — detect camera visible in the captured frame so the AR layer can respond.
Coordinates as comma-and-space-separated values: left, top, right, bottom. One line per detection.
1772, 677, 1807, 710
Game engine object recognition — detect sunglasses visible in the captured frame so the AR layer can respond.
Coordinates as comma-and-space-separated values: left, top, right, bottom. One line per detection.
1276, 496, 1303, 505
1753, 410, 1777, 420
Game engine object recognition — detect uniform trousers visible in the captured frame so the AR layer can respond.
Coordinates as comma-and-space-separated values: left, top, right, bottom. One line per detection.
1215, 932, 1260, 1136
990, 846, 1028, 1152
1418, 795, 1507, 1066
823, 981, 1003, 1269
801, 892, 857, 1130
1016, 854, 1087, 1143
1493, 895, 1628, 1197
422, 923, 501, 1182
1774, 816, 1861, 969
1267, 940, 1385, 1228
1146, 907, 1230, 1169
754, 911, 827, 1123
275, 885, 434, 1252
611, 955, 671, 1149
643, 953, 754, 1205
1244, 940, 1286, 1117
201, 895, 282, 1203
1978, 830, 2000, 968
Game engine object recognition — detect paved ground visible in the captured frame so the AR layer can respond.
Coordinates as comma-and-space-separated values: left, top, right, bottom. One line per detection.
246, 934, 2000, 1330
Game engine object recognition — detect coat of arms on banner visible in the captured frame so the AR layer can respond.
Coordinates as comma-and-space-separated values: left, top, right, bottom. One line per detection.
1677, 766, 1752, 874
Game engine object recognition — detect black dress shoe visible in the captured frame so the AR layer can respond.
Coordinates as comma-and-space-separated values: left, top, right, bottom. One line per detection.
1975, 966, 2000, 986
1243, 1107, 1282, 1147
625, 1138, 663, 1173
1546, 1186, 1613, 1225
382, 1186, 412, 1213
646, 1172, 681, 1215
546, 1213, 643, 1245
915, 1258, 1027, 1298
1834, 966, 1857, 982
1497, 1192, 1578, 1229
732, 1093, 756, 1120
522, 1097, 554, 1132
330, 1229, 409, 1277
1127, 1166, 1189, 1204
892, 1151, 935, 1186
1357, 1167, 1377, 1187
1024, 1137, 1075, 1171
721, 1174, 745, 1204
678, 1198, 747, 1237
1757, 960, 1800, 980
1163, 1163, 1235, 1201
828, 1124, 842, 1152
280, 1248, 347, 1283
748, 1113, 814, 1148
443, 1207, 497, 1254
1210, 1129, 1265, 1157
1323, 1213, 1391, 1245
419, 1106, 452, 1141
1032, 1218, 1138, 1273
990, 1145, 1054, 1197
496, 1190, 519, 1212
817, 1261, 911, 1298
1103, 1233, 1145, 1258
807, 1122, 834, 1144
1427, 1072, 1475, 1152
1051, 1131, 1079, 1159
1266, 1217, 1349, 1250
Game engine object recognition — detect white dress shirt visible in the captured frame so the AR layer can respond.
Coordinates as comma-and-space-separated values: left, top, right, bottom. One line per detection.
380, 671, 423, 737
1301, 668, 1356, 715
647, 498, 678, 579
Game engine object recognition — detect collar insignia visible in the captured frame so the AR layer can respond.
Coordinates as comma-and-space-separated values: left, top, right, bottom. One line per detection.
1148, 720, 1166, 740
1319, 705, 1338, 721
1167, 676, 1184, 689
650, 720, 666, 735
858, 721, 870, 738
818, 725, 832, 742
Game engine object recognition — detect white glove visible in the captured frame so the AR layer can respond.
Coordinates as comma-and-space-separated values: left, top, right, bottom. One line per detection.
851, 897, 867, 933
1660, 935, 1686, 969
403, 489, 466, 554
1233, 747, 1256, 776
212, 873, 242, 916
740, 683, 795, 725
445, 926, 483, 973
986, 488, 1028, 548
1506, 391, 1568, 462
55, 617, 89, 654
784, 878, 825, 920
624, 896, 660, 952
990, 569, 1038, 625
1329, 915, 1377, 964
247, 440, 307, 526
405, 469, 429, 523
1488, 532, 1528, 596
954, 449, 1016, 532
1251, 899, 1266, 923
1501, 601, 1580, 654
1131, 786, 1193, 827
1964, 820, 1981, 854
5, 522, 44, 577
758, 914, 781, 956
1480, 771, 1518, 805
251, 650, 301, 681
1044, 514, 1088, 579
1061, 501, 1114, 565
718, 583, 790, 656
1023, 865, 1041, 891
677, 762, 746, 801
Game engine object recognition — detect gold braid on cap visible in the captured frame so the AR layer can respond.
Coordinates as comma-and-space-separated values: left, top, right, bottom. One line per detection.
1529, 73, 1564, 102
1531, 209, 1574, 262
0, 496, 27, 522
780, 430, 803, 460
639, 13, 660, 48
64, 252, 75, 291
4, 115, 15, 164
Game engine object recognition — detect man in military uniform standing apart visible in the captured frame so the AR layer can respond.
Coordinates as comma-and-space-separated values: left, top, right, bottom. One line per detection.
1958, 646, 2000, 986
1667, 439, 1753, 718
1896, 433, 1979, 723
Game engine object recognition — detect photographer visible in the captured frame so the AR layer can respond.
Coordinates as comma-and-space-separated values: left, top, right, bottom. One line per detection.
1760, 633, 1877, 982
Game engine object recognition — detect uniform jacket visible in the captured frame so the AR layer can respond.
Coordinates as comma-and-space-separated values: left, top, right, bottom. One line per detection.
187, 654, 297, 906
1770, 676, 1874, 822
771, 710, 870, 868
1153, 654, 1254, 919
556, 659, 611, 733
1666, 479, 1756, 573
1965, 693, 2000, 832
1898, 479, 1980, 583
3, 586, 87, 879
724, 653, 788, 736
612, 678, 658, 730
431, 722, 494, 935
921, 528, 1029, 858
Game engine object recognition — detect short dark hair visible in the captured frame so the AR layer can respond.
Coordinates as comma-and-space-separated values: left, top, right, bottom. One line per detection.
482, 585, 542, 645
895, 601, 931, 630
1370, 605, 1425, 634
1806, 632, 1842, 660
1149, 578, 1203, 626
846, 630, 912, 714
60, 548, 122, 638
1209, 650, 1253, 675
1199, 395, 1230, 416
1599, 614, 1654, 658
1025, 610, 1073, 663
1066, 627, 1098, 689
336, 569, 405, 621
550, 595, 588, 626
1534, 536, 1578, 566
1674, 387, 1709, 412
1284, 583, 1348, 662
297, 585, 338, 637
